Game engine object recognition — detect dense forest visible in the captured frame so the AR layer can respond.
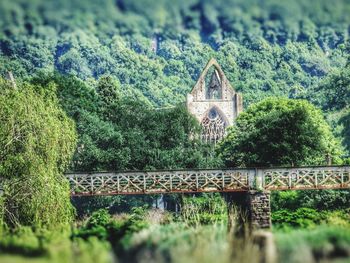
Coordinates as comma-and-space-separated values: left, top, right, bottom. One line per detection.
0, 1, 350, 262
1, 0, 349, 161
1, 0, 349, 106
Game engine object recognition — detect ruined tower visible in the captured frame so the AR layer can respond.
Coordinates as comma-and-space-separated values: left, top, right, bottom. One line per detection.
186, 58, 243, 144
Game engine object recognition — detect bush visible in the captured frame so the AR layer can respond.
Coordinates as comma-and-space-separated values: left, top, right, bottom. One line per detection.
271, 190, 350, 212
73, 207, 149, 253
85, 209, 111, 229
0, 226, 46, 256
108, 207, 149, 250
73, 209, 111, 241
0, 229, 111, 263
272, 208, 326, 229
218, 97, 342, 167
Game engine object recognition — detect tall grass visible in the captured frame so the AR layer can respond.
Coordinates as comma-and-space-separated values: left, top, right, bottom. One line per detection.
117, 194, 261, 263
275, 226, 350, 263
180, 193, 227, 226
126, 223, 261, 263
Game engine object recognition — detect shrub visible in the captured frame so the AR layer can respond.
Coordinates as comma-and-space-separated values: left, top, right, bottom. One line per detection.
85, 209, 111, 229
73, 207, 149, 253
0, 228, 112, 263
108, 207, 149, 250
272, 208, 326, 229
73, 209, 111, 241
218, 97, 342, 167
0, 226, 46, 256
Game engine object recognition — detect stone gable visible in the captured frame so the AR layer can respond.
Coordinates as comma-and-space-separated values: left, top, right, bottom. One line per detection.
186, 58, 243, 143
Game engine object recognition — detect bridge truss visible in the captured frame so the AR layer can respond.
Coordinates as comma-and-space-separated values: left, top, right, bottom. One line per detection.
66, 166, 350, 196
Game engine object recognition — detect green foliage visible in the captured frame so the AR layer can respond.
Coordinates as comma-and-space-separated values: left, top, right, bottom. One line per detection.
297, 190, 350, 210
108, 207, 149, 250
218, 97, 342, 167
73, 207, 149, 252
71, 194, 163, 218
30, 73, 221, 172
66, 237, 111, 263
272, 208, 326, 229
74, 209, 112, 240
0, 0, 349, 107
339, 109, 350, 154
275, 226, 350, 263
308, 62, 350, 111
0, 227, 111, 263
0, 226, 47, 256
271, 191, 300, 211
0, 79, 77, 230
272, 208, 350, 230
272, 189, 350, 212
85, 209, 111, 229
122, 222, 260, 263
181, 193, 227, 225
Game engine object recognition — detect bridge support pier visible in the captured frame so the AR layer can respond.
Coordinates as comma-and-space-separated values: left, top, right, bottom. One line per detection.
225, 191, 271, 236
249, 191, 272, 230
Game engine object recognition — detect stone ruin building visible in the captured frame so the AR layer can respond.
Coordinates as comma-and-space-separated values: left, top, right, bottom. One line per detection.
186, 58, 243, 144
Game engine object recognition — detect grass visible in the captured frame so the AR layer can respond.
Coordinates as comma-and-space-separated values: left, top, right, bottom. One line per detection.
124, 222, 260, 263
274, 226, 350, 263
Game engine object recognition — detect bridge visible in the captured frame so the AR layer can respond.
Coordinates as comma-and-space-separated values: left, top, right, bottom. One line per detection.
66, 165, 350, 232
66, 165, 350, 196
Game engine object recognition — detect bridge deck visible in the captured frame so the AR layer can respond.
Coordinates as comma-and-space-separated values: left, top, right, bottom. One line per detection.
66, 166, 350, 196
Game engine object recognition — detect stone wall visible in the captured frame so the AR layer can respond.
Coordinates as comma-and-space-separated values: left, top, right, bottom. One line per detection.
225, 191, 271, 236
186, 96, 238, 126
186, 58, 243, 127
248, 191, 272, 230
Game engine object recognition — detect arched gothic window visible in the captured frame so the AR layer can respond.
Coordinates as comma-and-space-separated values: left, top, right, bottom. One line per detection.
205, 67, 222, 100
201, 107, 227, 144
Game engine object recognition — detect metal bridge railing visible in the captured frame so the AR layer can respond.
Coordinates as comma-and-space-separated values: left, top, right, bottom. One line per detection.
66, 166, 350, 196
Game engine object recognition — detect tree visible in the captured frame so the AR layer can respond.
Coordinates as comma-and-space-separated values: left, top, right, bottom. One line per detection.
309, 62, 350, 111
96, 75, 121, 107
1, 0, 350, 108
340, 109, 350, 154
217, 97, 342, 167
0, 78, 77, 230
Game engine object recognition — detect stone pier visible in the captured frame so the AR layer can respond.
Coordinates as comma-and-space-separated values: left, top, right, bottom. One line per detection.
248, 191, 272, 230
226, 191, 271, 236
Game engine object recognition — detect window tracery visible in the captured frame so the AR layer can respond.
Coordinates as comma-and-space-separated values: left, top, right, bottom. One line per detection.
201, 108, 227, 144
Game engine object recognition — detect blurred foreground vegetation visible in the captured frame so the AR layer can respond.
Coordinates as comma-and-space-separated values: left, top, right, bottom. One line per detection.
1, 194, 350, 263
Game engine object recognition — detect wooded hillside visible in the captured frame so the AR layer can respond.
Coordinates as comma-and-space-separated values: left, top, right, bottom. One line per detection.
0, 0, 349, 105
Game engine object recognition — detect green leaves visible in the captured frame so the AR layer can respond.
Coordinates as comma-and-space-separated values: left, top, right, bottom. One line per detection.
39, 74, 221, 172
310, 63, 350, 111
272, 208, 324, 229
218, 97, 342, 167
1, 0, 350, 108
0, 78, 77, 230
